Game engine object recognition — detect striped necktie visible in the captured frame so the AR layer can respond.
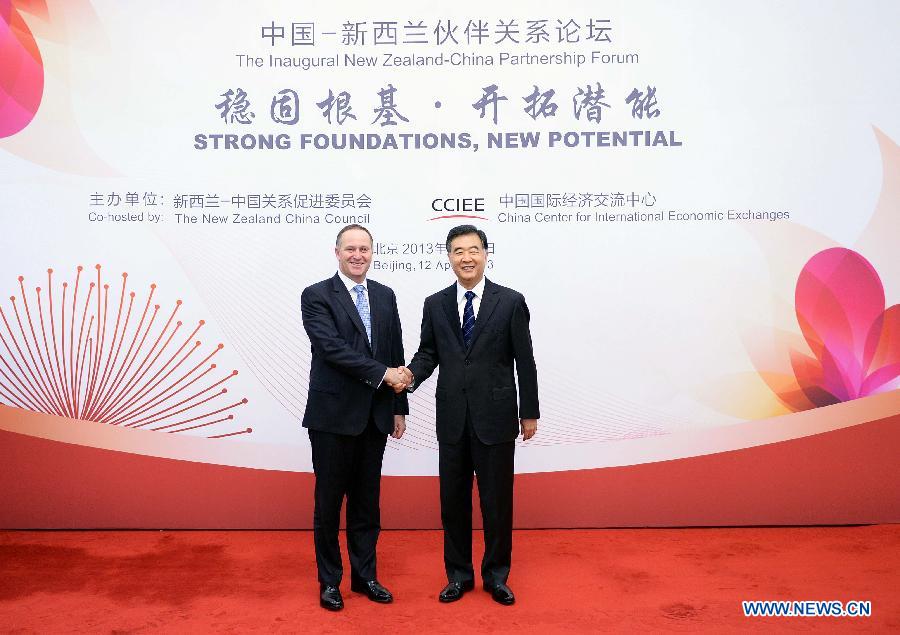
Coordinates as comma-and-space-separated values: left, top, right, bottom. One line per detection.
353, 284, 371, 343
462, 290, 476, 347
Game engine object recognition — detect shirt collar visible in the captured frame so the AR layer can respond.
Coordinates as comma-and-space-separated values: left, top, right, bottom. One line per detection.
456, 276, 486, 303
338, 270, 367, 292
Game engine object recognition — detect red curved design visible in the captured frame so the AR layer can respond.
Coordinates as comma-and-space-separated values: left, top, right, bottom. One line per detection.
1, 411, 897, 528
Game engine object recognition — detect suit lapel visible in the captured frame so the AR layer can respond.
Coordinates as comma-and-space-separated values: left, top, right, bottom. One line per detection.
441, 283, 466, 351
331, 274, 371, 352
466, 278, 499, 352
367, 282, 381, 357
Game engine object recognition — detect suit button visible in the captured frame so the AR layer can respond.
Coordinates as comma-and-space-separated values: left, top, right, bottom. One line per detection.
464, 359, 471, 366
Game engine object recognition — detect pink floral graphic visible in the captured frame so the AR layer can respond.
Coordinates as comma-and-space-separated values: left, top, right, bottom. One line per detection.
698, 129, 900, 420
0, 0, 45, 138
781, 248, 899, 411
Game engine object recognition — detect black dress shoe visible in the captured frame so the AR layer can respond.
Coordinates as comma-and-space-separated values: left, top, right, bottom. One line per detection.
350, 579, 393, 603
438, 580, 475, 603
484, 582, 515, 605
319, 584, 344, 611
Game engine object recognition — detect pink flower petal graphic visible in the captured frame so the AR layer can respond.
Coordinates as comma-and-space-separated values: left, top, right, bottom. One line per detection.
795, 248, 886, 401
735, 130, 900, 416
862, 304, 900, 395
789, 349, 839, 408
0, 1, 44, 138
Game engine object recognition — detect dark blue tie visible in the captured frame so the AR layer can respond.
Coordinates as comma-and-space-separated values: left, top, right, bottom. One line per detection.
462, 290, 476, 347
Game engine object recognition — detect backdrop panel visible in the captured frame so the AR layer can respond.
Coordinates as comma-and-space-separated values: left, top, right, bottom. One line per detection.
1, 0, 898, 527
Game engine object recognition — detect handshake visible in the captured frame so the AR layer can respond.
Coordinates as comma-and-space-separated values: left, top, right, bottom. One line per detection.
384, 366, 414, 393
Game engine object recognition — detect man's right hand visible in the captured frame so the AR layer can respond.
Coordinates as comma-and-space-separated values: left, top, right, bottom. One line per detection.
384, 367, 412, 393
398, 366, 414, 393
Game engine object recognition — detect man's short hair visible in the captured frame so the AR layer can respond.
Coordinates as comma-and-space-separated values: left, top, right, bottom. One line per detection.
336, 224, 373, 247
445, 224, 488, 252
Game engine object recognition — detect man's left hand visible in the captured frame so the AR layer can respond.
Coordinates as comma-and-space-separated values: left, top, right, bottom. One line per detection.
392, 415, 406, 439
520, 418, 537, 441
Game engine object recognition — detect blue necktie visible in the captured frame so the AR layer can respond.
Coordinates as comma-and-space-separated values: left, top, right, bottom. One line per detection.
462, 290, 476, 347
353, 284, 371, 343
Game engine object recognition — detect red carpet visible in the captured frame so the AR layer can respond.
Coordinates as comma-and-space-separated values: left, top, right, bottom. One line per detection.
1, 527, 898, 632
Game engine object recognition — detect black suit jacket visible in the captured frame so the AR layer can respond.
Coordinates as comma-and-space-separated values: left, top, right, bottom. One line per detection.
408, 278, 539, 445
301, 273, 408, 436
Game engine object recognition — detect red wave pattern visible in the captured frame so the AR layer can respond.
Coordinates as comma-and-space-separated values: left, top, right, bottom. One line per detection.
1, 411, 898, 528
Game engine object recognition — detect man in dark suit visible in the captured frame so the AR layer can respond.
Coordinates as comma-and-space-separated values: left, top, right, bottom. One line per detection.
301, 224, 410, 611
402, 224, 539, 606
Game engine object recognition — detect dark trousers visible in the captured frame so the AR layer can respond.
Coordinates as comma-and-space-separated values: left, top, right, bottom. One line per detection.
308, 418, 388, 586
439, 411, 515, 587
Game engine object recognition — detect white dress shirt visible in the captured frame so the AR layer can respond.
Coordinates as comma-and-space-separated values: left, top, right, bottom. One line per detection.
338, 270, 369, 306
456, 276, 486, 326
